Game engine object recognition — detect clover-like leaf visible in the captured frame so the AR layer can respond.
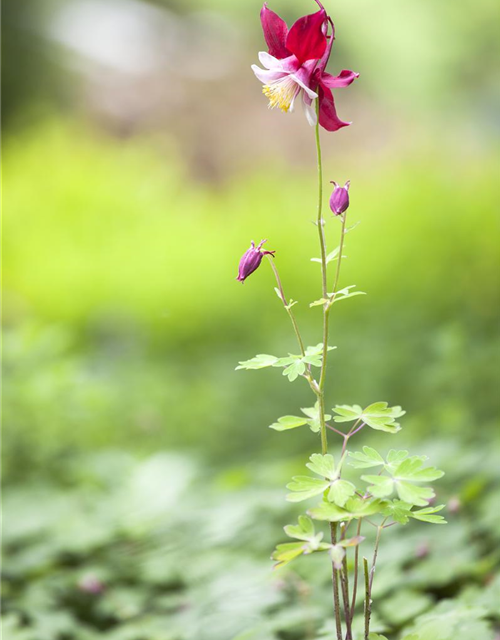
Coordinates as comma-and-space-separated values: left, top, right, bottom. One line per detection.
332, 401, 405, 433
282, 359, 306, 381
271, 542, 305, 569
235, 354, 279, 370
410, 504, 447, 524
286, 476, 330, 502
348, 446, 385, 469
381, 500, 413, 525
306, 453, 337, 480
284, 515, 316, 541
361, 475, 394, 498
301, 402, 331, 433
269, 415, 309, 431
397, 482, 435, 506
328, 479, 356, 507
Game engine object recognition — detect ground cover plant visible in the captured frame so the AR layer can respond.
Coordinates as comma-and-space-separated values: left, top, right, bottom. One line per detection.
235, 2, 449, 638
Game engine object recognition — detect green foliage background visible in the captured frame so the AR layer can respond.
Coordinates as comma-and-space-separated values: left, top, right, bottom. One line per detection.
2, 0, 500, 638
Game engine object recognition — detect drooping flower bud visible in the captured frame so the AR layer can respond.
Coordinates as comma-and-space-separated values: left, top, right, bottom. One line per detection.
329, 180, 350, 216
237, 239, 275, 283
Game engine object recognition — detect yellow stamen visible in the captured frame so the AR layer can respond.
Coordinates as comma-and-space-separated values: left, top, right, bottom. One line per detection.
262, 76, 299, 113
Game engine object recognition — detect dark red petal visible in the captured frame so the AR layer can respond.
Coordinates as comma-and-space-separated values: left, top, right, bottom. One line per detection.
260, 3, 291, 60
318, 85, 350, 132
321, 70, 360, 89
285, 9, 327, 64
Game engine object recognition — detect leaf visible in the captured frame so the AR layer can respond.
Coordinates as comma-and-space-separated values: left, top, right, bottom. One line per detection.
286, 476, 330, 502
271, 542, 305, 569
306, 454, 337, 480
235, 354, 278, 370
348, 446, 385, 469
284, 515, 316, 541
331, 285, 366, 304
393, 457, 444, 482
381, 500, 413, 524
301, 403, 331, 433
269, 415, 308, 431
332, 401, 405, 433
309, 497, 383, 521
396, 482, 435, 507
311, 246, 344, 264
282, 359, 306, 382
330, 545, 346, 569
310, 297, 330, 308
308, 501, 349, 522
361, 475, 394, 498
328, 479, 356, 507
410, 505, 447, 524
386, 449, 409, 468
337, 535, 365, 548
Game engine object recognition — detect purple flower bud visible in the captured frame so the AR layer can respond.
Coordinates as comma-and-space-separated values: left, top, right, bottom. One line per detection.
78, 574, 105, 595
237, 239, 275, 283
329, 180, 350, 216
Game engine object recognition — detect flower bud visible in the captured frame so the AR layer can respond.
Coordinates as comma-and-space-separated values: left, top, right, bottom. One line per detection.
329, 180, 350, 216
236, 239, 275, 283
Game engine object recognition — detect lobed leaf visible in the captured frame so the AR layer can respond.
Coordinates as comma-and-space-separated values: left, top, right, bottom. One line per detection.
306, 453, 337, 480
348, 446, 385, 469
328, 479, 356, 507
269, 415, 308, 431
235, 354, 279, 370
286, 476, 330, 502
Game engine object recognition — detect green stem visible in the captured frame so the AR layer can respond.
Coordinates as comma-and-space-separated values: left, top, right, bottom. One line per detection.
369, 524, 384, 592
340, 524, 353, 640
350, 519, 363, 623
314, 106, 344, 640
363, 557, 371, 640
266, 255, 306, 357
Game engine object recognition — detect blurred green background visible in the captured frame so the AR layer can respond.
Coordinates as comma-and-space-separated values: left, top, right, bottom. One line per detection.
2, 0, 500, 638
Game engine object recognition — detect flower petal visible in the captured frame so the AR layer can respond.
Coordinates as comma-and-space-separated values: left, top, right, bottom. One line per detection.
321, 69, 360, 89
258, 51, 282, 70
286, 9, 327, 64
318, 85, 350, 132
260, 3, 291, 59
292, 66, 318, 99
251, 64, 287, 84
302, 96, 318, 126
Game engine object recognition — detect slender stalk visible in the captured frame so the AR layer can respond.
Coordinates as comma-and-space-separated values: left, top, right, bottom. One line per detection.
340, 524, 353, 640
266, 255, 306, 356
363, 557, 371, 640
369, 525, 383, 592
330, 523, 343, 640
350, 519, 363, 623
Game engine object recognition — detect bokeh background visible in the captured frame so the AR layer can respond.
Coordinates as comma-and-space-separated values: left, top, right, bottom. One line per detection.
2, 0, 500, 638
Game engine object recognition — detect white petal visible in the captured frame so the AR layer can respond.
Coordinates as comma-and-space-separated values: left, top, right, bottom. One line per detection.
303, 98, 318, 127
251, 64, 286, 84
291, 73, 318, 100
258, 51, 282, 70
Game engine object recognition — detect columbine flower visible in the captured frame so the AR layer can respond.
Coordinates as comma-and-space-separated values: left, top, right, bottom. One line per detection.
252, 1, 359, 131
329, 180, 350, 215
237, 239, 275, 283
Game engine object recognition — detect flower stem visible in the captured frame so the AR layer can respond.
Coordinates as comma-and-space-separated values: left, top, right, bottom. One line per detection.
363, 557, 371, 640
350, 519, 363, 623
340, 524, 353, 640
314, 112, 343, 640
266, 255, 306, 357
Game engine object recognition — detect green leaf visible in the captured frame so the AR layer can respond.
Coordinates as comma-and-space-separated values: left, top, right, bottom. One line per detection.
348, 446, 385, 469
410, 505, 447, 524
396, 482, 435, 506
269, 415, 308, 431
301, 403, 331, 433
331, 285, 366, 304
235, 354, 278, 370
328, 479, 356, 507
330, 544, 345, 569
361, 475, 394, 498
311, 246, 344, 264
393, 457, 445, 482
386, 449, 409, 466
271, 542, 305, 569
309, 297, 330, 308
306, 453, 337, 480
332, 401, 405, 433
286, 476, 330, 502
337, 535, 365, 548
308, 501, 349, 522
284, 515, 316, 541
309, 497, 383, 522
381, 500, 413, 524
282, 359, 306, 382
